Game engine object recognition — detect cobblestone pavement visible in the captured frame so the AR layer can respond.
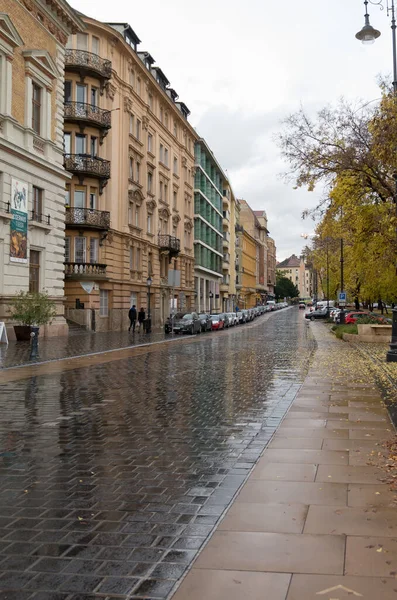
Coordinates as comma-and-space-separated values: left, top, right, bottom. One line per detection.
0, 327, 170, 369
0, 309, 315, 599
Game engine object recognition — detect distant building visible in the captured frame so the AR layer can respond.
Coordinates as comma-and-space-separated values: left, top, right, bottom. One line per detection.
277, 254, 312, 298
238, 201, 268, 305
266, 237, 276, 298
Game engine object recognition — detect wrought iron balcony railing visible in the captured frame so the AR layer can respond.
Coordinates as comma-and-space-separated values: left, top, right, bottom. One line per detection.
64, 155, 111, 190
64, 262, 107, 277
0, 200, 11, 213
158, 234, 181, 253
65, 207, 110, 230
65, 49, 112, 80
31, 211, 50, 225
64, 102, 111, 130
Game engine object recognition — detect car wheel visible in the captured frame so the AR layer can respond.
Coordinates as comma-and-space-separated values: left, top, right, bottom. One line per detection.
310, 316, 315, 321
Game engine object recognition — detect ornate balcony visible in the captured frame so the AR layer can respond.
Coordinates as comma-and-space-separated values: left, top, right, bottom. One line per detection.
64, 262, 107, 279
65, 207, 110, 231
65, 49, 112, 84
64, 102, 111, 140
64, 154, 110, 193
158, 234, 180, 262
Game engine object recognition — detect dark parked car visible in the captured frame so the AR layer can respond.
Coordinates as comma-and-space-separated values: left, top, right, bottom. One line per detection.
198, 313, 212, 332
172, 312, 201, 334
305, 308, 329, 321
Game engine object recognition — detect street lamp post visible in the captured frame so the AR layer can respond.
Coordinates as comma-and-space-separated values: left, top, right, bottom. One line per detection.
356, 0, 397, 360
209, 290, 214, 314
339, 237, 346, 324
146, 276, 152, 333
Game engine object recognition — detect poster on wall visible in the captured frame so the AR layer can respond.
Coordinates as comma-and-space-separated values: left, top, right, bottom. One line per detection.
10, 178, 28, 263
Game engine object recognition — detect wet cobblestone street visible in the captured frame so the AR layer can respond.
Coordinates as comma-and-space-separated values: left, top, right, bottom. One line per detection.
0, 309, 315, 599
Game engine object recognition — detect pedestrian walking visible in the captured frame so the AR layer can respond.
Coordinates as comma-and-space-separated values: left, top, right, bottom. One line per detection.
129, 305, 137, 332
137, 307, 145, 331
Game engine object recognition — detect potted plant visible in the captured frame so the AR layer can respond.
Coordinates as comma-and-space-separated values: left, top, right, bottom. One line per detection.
9, 291, 57, 341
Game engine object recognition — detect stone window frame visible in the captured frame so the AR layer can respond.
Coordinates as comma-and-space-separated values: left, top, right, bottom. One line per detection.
22, 50, 59, 140
0, 14, 24, 115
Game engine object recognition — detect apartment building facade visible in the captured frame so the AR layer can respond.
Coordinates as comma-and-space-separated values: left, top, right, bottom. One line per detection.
0, 0, 83, 338
194, 139, 224, 313
238, 200, 268, 305
267, 236, 276, 298
277, 253, 312, 298
239, 229, 257, 308
63, 17, 198, 330
220, 180, 237, 312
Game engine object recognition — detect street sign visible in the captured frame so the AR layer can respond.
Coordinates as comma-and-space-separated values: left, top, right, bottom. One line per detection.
338, 291, 347, 305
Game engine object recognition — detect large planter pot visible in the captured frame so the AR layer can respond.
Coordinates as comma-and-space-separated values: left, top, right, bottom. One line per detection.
14, 325, 40, 341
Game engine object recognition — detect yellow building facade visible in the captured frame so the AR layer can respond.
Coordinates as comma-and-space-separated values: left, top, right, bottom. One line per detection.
240, 229, 257, 308
63, 17, 198, 330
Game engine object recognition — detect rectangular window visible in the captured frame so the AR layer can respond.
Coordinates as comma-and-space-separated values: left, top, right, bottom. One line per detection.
90, 136, 97, 157
129, 157, 134, 180
65, 185, 70, 206
64, 132, 71, 155
148, 133, 153, 153
173, 121, 177, 137
164, 184, 168, 202
32, 83, 41, 134
29, 250, 40, 293
76, 83, 86, 104
89, 189, 97, 209
160, 107, 163, 123
92, 36, 100, 54
159, 181, 163, 201
159, 144, 164, 163
164, 148, 169, 166
148, 93, 153, 110
129, 113, 134, 135
147, 213, 152, 233
90, 238, 98, 263
129, 70, 134, 87
130, 246, 134, 269
65, 237, 71, 262
136, 247, 141, 271
137, 78, 141, 96
136, 119, 141, 140
64, 81, 72, 103
173, 190, 177, 209
76, 33, 88, 50
74, 189, 85, 208
147, 172, 153, 193
32, 186, 42, 220
173, 157, 178, 174
136, 162, 140, 183
75, 237, 86, 263
135, 204, 140, 227
91, 87, 98, 106
75, 134, 86, 154
99, 289, 109, 316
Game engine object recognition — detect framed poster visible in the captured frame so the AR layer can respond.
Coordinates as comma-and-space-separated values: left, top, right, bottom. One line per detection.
10, 178, 28, 263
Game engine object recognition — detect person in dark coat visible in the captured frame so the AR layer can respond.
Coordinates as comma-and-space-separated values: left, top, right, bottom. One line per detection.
129, 305, 137, 332
137, 307, 145, 330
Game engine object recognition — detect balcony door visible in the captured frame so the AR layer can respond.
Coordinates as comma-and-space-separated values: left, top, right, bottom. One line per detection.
75, 134, 86, 155
75, 237, 86, 264
74, 189, 85, 209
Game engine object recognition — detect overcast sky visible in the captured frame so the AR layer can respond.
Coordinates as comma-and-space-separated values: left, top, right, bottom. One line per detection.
73, 0, 392, 260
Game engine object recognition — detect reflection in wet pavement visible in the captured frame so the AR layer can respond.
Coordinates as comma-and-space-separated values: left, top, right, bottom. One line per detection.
0, 309, 314, 598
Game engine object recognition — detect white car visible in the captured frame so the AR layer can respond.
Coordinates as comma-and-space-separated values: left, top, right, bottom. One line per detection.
226, 312, 239, 326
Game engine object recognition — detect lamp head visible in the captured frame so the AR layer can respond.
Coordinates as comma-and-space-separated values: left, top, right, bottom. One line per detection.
356, 22, 381, 44
147, 276, 152, 287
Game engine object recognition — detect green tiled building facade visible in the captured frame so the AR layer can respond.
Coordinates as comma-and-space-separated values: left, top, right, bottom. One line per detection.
194, 139, 224, 313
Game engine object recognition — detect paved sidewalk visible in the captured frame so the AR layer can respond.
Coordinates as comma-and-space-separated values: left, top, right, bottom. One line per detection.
172, 323, 397, 600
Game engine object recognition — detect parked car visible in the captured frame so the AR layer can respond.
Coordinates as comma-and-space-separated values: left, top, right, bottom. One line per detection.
219, 313, 230, 328
226, 312, 238, 326
198, 313, 212, 332
305, 307, 329, 321
210, 314, 225, 330
237, 310, 246, 324
344, 311, 368, 324
240, 309, 249, 323
299, 302, 306, 309
172, 312, 201, 334
266, 301, 276, 311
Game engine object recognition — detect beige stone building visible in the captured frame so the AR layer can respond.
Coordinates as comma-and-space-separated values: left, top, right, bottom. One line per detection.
63, 17, 198, 330
267, 237, 276, 297
0, 0, 83, 338
277, 253, 313, 298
